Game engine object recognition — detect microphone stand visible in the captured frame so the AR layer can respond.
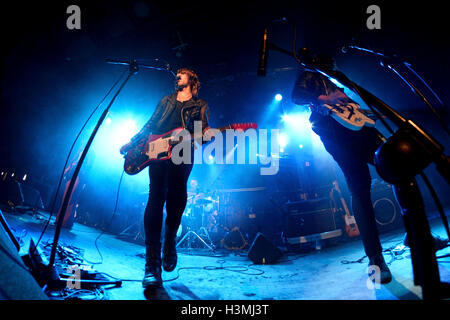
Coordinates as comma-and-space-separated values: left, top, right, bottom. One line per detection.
43, 59, 172, 289
344, 45, 449, 135
264, 41, 450, 299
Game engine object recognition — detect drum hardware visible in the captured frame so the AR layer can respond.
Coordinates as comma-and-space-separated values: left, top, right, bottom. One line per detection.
176, 195, 218, 252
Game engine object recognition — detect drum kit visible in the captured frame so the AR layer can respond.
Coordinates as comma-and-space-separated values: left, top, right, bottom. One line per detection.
176, 191, 225, 251
116, 187, 249, 250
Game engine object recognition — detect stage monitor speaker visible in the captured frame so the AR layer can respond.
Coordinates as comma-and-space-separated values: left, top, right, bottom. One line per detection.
0, 209, 48, 299
371, 181, 404, 234
247, 232, 283, 264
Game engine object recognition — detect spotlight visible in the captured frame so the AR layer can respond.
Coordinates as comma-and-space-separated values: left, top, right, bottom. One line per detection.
278, 132, 289, 148
299, 144, 303, 149
206, 154, 215, 165
275, 94, 283, 101
105, 118, 112, 125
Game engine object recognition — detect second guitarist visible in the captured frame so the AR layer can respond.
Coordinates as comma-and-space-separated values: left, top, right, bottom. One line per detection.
120, 68, 212, 288
291, 54, 393, 284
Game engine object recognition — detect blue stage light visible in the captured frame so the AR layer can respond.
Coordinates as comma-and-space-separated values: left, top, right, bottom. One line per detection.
278, 132, 289, 148
275, 94, 283, 101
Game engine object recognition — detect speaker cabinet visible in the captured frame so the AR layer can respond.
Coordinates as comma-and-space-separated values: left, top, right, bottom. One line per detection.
247, 232, 283, 264
284, 197, 337, 237
371, 181, 404, 233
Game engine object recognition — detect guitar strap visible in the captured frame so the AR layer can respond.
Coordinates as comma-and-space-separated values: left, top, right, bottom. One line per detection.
180, 104, 197, 129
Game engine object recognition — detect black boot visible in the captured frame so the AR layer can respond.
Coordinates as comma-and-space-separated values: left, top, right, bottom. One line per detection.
368, 253, 392, 284
142, 244, 162, 288
403, 233, 449, 252
162, 226, 178, 272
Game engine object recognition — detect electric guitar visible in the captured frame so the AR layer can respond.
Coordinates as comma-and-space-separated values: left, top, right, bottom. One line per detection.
321, 102, 376, 131
122, 123, 257, 175
332, 180, 360, 237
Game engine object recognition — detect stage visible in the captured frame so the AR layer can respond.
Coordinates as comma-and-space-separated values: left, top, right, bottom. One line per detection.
3, 207, 450, 300
1, 2, 449, 305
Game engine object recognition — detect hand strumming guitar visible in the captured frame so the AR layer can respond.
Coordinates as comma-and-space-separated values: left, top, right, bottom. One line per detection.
317, 90, 348, 106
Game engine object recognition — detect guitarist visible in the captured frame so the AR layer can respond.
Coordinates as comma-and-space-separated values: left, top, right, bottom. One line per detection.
291, 54, 393, 284
120, 68, 212, 288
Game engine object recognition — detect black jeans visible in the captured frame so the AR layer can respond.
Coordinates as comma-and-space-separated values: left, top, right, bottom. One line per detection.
316, 123, 385, 258
144, 160, 193, 246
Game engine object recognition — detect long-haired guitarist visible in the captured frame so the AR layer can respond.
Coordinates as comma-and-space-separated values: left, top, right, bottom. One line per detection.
120, 68, 211, 288
291, 54, 393, 284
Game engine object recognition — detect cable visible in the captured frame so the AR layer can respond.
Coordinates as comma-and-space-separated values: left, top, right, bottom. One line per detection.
33, 68, 128, 254
162, 259, 265, 283
92, 257, 266, 285
82, 170, 125, 265
341, 237, 409, 265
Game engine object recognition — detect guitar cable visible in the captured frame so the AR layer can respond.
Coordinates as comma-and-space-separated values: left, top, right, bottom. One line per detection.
33, 68, 129, 255
82, 170, 125, 265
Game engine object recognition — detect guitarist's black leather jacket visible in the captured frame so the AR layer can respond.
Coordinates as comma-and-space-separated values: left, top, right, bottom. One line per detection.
291, 70, 342, 108
291, 70, 385, 158
130, 93, 210, 144
291, 70, 346, 134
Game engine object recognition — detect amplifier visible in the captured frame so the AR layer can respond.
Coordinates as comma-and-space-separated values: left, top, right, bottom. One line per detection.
284, 197, 337, 237
371, 181, 404, 233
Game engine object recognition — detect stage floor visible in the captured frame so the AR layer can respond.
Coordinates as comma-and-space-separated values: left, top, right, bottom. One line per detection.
3, 208, 450, 300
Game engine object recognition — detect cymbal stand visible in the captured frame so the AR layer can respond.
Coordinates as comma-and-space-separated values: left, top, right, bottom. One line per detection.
198, 203, 215, 249
176, 204, 215, 252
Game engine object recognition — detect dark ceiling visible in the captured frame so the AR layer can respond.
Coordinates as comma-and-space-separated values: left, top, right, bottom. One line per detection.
1, 0, 449, 183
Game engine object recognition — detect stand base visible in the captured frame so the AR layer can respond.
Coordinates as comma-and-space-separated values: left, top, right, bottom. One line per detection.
177, 230, 215, 252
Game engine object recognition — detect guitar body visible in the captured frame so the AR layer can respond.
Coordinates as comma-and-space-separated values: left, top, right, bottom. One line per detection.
344, 213, 360, 238
323, 102, 375, 131
332, 180, 360, 237
124, 128, 182, 175
123, 123, 257, 175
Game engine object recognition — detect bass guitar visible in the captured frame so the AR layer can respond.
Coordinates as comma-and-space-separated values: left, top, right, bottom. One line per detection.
122, 123, 257, 175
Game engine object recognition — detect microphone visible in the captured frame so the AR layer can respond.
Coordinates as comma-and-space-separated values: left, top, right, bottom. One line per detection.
257, 28, 268, 77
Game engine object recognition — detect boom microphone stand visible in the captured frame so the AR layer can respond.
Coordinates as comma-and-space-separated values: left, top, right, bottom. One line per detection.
42, 59, 174, 288
342, 45, 449, 136
259, 39, 450, 299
